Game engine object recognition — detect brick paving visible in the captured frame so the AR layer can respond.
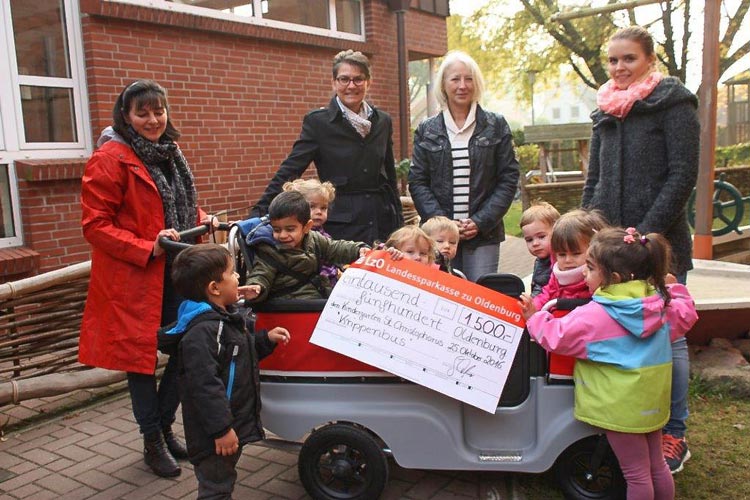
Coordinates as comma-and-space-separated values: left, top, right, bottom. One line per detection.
0, 238, 535, 500
0, 392, 521, 499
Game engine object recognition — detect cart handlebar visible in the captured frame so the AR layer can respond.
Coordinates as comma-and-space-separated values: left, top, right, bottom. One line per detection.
158, 222, 232, 253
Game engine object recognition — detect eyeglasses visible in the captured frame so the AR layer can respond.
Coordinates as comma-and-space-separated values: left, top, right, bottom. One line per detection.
335, 76, 368, 86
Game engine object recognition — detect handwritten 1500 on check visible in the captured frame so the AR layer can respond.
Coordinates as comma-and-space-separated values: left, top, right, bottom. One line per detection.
449, 309, 515, 368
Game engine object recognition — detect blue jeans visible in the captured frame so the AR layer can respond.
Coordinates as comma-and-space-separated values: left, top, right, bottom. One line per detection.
127, 270, 182, 436
127, 356, 180, 435
456, 243, 500, 282
664, 271, 689, 438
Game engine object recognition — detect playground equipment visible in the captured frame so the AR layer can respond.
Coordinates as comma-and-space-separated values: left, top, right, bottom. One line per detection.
688, 173, 748, 236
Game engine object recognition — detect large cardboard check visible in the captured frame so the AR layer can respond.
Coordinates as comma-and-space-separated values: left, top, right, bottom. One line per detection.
310, 250, 526, 413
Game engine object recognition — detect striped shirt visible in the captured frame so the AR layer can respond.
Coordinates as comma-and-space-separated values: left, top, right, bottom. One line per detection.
443, 103, 477, 220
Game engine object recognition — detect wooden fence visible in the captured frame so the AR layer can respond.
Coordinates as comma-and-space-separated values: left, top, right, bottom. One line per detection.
0, 262, 126, 406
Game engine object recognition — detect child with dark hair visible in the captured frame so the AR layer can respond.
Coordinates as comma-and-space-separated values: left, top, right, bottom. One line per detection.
522, 228, 698, 499
165, 243, 290, 499
283, 178, 340, 284
243, 191, 402, 302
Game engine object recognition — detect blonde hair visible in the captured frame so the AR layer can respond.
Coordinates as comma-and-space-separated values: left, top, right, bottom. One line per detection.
520, 202, 561, 229
422, 216, 459, 239
385, 226, 436, 264
551, 209, 609, 254
282, 178, 336, 203
435, 51, 486, 109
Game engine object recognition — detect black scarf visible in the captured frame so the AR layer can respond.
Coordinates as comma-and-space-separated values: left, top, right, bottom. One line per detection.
129, 128, 197, 234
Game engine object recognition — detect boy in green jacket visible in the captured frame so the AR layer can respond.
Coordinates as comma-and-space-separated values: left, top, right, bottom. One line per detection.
243, 191, 401, 302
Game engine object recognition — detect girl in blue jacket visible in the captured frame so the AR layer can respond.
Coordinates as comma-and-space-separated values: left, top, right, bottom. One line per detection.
523, 228, 698, 500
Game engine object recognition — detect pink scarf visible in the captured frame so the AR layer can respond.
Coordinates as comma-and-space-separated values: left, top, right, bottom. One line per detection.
596, 71, 663, 119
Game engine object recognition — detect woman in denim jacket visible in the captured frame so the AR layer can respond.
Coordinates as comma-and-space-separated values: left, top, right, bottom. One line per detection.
408, 51, 519, 281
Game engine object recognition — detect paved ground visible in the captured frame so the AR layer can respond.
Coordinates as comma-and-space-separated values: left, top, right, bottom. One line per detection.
0, 237, 537, 500
0, 392, 530, 500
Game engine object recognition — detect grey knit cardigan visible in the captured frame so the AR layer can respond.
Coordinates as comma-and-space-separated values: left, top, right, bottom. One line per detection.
582, 77, 699, 275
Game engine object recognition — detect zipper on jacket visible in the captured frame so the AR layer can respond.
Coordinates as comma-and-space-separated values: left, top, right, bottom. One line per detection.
226, 345, 239, 401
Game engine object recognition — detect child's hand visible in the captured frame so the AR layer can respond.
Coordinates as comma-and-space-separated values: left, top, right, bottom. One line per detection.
268, 327, 290, 345
215, 428, 239, 456
518, 293, 537, 320
359, 247, 370, 258
238, 285, 261, 300
665, 273, 678, 285
384, 247, 404, 260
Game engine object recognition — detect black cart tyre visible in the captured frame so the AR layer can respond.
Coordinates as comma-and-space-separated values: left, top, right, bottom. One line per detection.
298, 423, 389, 500
553, 436, 626, 500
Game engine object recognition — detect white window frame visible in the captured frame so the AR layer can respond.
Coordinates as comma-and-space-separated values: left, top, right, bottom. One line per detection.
0, 0, 92, 248
2, 0, 91, 150
114, 0, 365, 42
0, 163, 22, 248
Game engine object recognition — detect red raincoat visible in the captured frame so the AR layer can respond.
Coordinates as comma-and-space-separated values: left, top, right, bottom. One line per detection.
79, 137, 203, 374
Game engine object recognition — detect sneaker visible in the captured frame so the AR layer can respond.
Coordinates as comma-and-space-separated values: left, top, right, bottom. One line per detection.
663, 434, 691, 474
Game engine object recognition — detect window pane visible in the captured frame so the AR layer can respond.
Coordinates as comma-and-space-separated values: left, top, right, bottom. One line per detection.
263, 0, 329, 29
11, 0, 71, 78
336, 0, 361, 35
20, 86, 77, 143
0, 166, 17, 239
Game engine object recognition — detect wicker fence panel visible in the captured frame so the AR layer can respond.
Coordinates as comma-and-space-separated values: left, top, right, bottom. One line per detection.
0, 262, 91, 384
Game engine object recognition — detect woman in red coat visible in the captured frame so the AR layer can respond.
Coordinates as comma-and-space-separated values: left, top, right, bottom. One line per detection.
80, 80, 206, 478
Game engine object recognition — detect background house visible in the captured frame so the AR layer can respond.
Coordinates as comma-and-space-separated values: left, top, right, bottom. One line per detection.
0, 0, 448, 281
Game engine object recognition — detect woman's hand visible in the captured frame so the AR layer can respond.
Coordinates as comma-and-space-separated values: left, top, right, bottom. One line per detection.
268, 327, 291, 346
458, 218, 479, 240
518, 293, 537, 321
214, 428, 239, 456
200, 214, 221, 233
238, 285, 262, 300
152, 228, 180, 257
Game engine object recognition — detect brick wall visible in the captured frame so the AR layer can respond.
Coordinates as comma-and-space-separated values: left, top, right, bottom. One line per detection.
6, 0, 447, 279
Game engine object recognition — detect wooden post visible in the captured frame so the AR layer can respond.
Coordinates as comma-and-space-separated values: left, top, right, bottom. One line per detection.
386, 0, 411, 162
694, 0, 722, 260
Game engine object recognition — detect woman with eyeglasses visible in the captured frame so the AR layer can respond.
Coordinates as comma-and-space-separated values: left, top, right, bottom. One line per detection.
80, 79, 210, 479
252, 49, 403, 245
408, 51, 520, 281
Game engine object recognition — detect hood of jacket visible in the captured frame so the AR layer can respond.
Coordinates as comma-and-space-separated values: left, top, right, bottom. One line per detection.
96, 126, 129, 148
592, 76, 697, 127
592, 281, 666, 339
245, 222, 276, 248
165, 300, 214, 335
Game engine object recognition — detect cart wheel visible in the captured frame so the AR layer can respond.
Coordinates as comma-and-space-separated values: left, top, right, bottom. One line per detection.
298, 423, 388, 500
553, 436, 626, 500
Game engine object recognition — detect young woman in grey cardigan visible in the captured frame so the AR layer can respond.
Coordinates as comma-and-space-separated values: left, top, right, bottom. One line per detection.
581, 26, 699, 475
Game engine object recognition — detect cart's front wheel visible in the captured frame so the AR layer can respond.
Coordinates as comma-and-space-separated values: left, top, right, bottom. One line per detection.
298, 423, 389, 500
553, 436, 626, 500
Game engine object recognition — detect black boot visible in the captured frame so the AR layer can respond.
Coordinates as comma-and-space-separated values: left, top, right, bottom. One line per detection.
144, 432, 181, 477
163, 426, 189, 460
